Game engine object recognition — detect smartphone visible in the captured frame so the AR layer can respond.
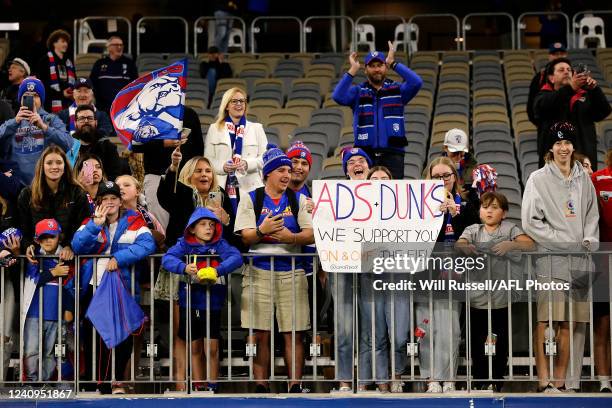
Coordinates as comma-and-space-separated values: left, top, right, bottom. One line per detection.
81, 161, 94, 185
207, 191, 221, 207
0, 254, 15, 268
22, 95, 34, 111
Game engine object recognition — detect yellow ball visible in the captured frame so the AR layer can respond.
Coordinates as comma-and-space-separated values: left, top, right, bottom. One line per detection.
197, 267, 218, 283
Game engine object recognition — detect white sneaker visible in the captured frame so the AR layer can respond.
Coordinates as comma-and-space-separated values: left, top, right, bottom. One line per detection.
442, 381, 456, 393
426, 381, 442, 393
391, 381, 404, 393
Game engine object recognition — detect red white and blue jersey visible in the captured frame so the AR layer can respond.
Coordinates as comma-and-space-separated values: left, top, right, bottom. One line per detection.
235, 190, 312, 271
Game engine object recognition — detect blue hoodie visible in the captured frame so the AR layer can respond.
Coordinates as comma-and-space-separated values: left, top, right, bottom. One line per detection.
0, 109, 73, 185
162, 208, 243, 310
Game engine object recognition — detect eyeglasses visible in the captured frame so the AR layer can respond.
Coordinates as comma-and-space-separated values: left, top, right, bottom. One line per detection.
108, 43, 124, 47
229, 99, 246, 105
431, 173, 454, 181
76, 116, 96, 123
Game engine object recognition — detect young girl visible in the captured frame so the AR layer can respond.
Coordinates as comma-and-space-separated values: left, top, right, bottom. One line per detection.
75, 153, 106, 214
419, 157, 480, 393
71, 181, 155, 394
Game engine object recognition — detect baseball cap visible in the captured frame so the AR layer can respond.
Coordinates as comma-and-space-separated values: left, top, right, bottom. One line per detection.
9, 58, 31, 76
548, 42, 567, 54
364, 51, 386, 66
444, 128, 469, 153
34, 219, 62, 240
75, 77, 93, 89
97, 181, 121, 199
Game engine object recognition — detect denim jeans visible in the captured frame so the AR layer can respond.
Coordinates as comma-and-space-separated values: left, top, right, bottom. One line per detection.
24, 317, 58, 381
359, 274, 410, 384
207, 67, 218, 105
329, 273, 356, 382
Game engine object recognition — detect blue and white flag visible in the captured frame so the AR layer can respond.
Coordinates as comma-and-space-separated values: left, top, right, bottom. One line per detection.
110, 59, 188, 150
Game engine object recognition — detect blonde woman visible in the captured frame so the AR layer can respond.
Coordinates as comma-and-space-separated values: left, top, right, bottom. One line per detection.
204, 87, 267, 212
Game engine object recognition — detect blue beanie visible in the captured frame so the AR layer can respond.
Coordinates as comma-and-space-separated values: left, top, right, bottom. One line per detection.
262, 144, 292, 177
18, 77, 45, 105
342, 147, 372, 175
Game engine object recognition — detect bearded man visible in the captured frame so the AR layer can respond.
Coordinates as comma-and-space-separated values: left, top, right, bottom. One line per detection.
332, 41, 423, 180
73, 104, 122, 180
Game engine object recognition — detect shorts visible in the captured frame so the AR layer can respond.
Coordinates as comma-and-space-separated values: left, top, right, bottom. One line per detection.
536, 279, 589, 322
178, 307, 222, 340
240, 265, 311, 332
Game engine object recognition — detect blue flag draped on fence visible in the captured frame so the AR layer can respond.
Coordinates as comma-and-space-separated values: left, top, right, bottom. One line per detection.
85, 270, 146, 349
110, 59, 188, 150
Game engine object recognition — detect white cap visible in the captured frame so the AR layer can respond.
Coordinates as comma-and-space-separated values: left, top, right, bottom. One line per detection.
444, 128, 469, 153
9, 58, 31, 76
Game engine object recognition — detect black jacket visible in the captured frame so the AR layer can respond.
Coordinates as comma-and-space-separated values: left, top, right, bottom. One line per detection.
35, 51, 74, 112
78, 135, 123, 181
89, 55, 139, 113
436, 186, 480, 243
200, 60, 233, 81
17, 182, 90, 250
131, 106, 203, 175
157, 169, 242, 251
534, 84, 612, 170
527, 69, 546, 126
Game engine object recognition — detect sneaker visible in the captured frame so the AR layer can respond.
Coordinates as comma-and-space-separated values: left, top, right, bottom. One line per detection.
390, 381, 404, 393
542, 384, 562, 393
289, 384, 302, 393
442, 382, 456, 393
111, 382, 126, 395
426, 381, 442, 393
337, 385, 352, 392
600, 386, 612, 393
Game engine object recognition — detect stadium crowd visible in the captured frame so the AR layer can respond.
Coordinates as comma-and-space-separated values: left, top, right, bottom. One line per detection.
0, 29, 611, 395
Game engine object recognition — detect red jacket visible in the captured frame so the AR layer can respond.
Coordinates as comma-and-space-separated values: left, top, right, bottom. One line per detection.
592, 167, 612, 242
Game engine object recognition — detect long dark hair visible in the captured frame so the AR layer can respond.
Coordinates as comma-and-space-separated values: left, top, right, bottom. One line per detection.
31, 146, 81, 210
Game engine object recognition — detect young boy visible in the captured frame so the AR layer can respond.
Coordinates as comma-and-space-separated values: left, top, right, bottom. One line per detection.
455, 192, 535, 391
23, 218, 71, 382
162, 207, 243, 392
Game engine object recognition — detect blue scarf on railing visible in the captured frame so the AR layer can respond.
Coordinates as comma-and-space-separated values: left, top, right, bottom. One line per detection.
224, 115, 245, 213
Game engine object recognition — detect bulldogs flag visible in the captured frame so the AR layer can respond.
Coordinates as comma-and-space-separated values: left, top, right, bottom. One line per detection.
111, 59, 187, 150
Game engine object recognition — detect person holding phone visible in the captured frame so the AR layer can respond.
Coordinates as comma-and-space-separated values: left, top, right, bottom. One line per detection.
205, 87, 268, 212
0, 77, 73, 186
234, 145, 314, 393
534, 57, 611, 170
156, 154, 236, 390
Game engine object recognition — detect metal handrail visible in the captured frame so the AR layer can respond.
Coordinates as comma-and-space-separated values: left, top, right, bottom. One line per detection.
250, 16, 303, 54
354, 14, 407, 54
517, 11, 570, 49
303, 15, 355, 53
194, 15, 247, 56
136, 16, 189, 56
73, 16, 132, 61
407, 13, 462, 51
462, 12, 516, 50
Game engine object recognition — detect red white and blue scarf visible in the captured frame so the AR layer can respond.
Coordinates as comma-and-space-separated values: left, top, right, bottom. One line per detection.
224, 115, 245, 213
47, 51, 76, 112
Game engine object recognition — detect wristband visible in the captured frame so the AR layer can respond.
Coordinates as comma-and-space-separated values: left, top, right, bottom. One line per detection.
390, 61, 398, 70
256, 226, 264, 238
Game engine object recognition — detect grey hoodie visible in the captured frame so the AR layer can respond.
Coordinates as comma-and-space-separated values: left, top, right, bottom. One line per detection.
522, 161, 599, 281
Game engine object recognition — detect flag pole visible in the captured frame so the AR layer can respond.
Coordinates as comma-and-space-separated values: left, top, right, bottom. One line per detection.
174, 128, 191, 193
